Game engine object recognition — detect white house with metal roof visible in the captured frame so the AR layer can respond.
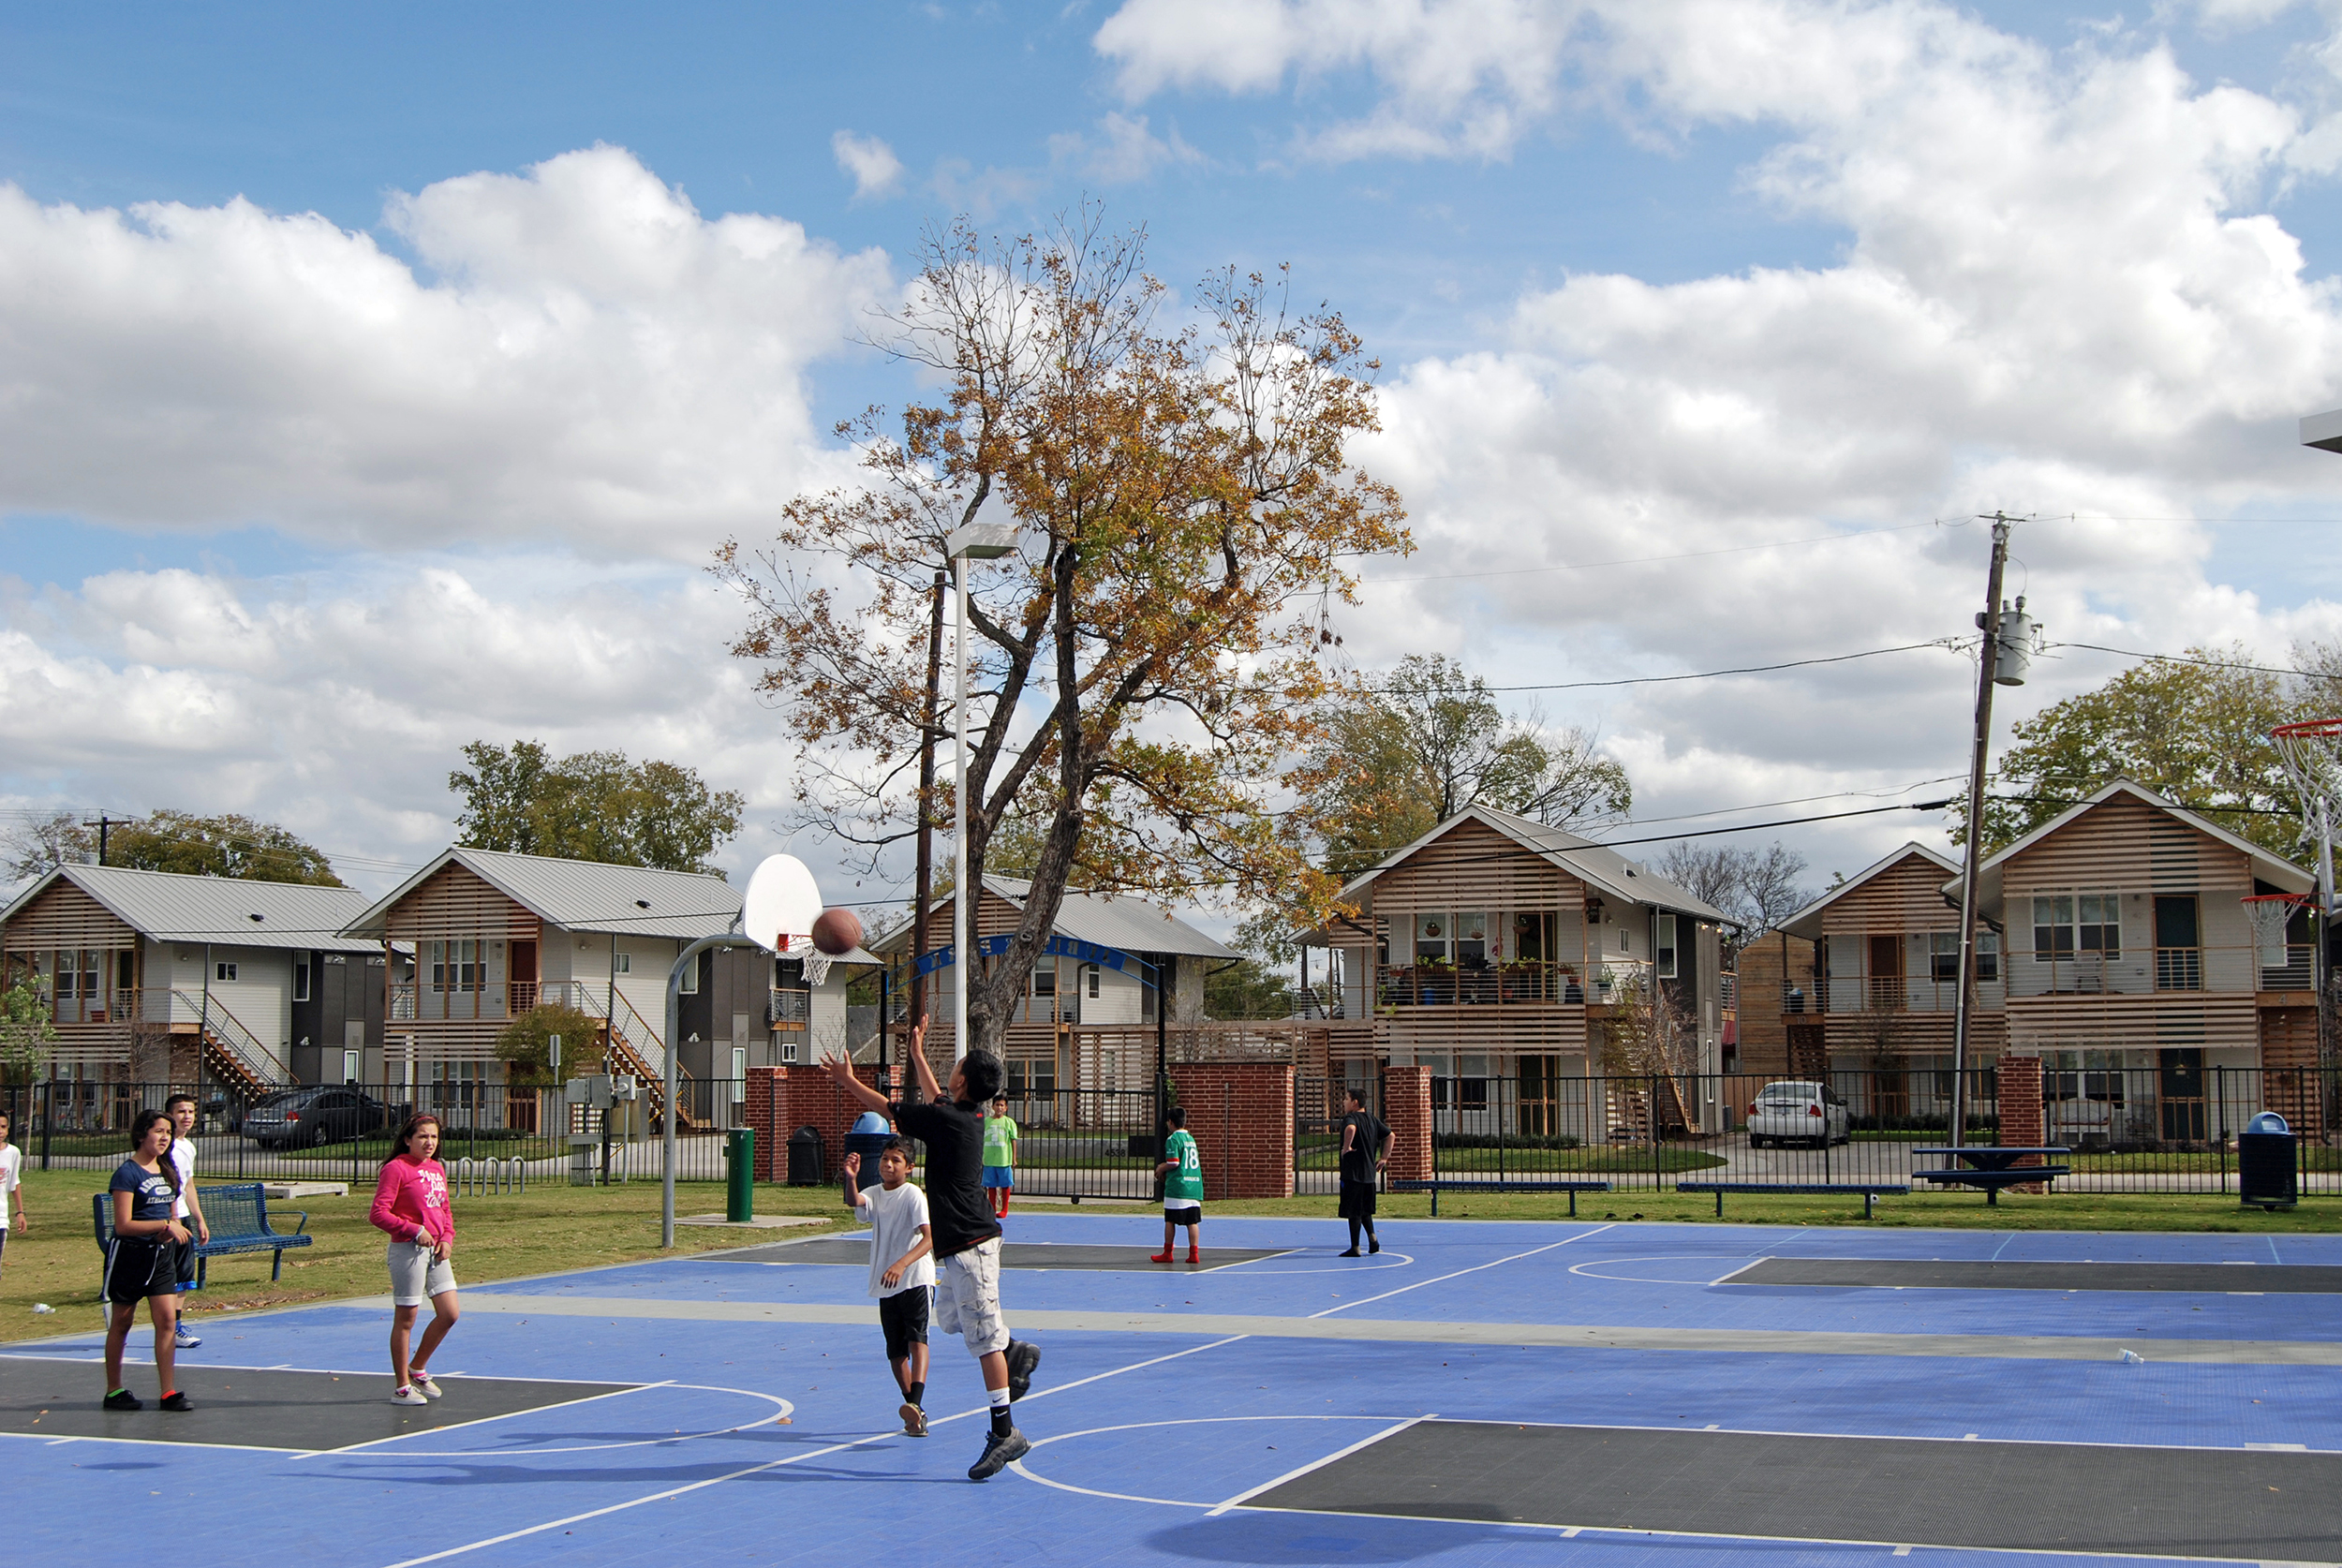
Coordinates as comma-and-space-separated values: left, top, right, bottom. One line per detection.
0, 864, 378, 1092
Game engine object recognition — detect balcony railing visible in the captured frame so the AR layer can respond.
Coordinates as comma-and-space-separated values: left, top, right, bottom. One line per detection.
2155, 946, 2202, 992
1377, 962, 1585, 1008
769, 987, 810, 1028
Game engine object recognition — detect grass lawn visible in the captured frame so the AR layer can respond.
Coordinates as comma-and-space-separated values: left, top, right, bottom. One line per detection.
0, 1166, 858, 1345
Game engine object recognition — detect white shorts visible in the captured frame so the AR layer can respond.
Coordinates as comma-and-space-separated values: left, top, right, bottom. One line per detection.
388, 1240, 458, 1307
934, 1237, 1009, 1357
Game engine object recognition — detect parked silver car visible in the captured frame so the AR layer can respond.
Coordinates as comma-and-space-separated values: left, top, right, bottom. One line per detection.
1747, 1080, 1850, 1147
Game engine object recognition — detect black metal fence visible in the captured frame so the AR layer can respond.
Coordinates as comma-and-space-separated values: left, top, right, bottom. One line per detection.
1423, 1067, 2342, 1196
989, 1085, 1164, 1202
1296, 1074, 1383, 1196
0, 1079, 754, 1188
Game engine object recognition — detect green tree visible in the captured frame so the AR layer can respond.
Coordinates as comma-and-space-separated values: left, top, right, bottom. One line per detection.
1969, 646, 2295, 854
3, 811, 95, 881
107, 810, 343, 885
713, 212, 1406, 1059
0, 978, 57, 1084
450, 742, 745, 873
1297, 654, 1632, 879
1203, 956, 1296, 1020
494, 1002, 605, 1087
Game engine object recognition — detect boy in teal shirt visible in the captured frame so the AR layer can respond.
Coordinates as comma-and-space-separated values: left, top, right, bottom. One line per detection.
982, 1096, 1018, 1219
1150, 1106, 1203, 1265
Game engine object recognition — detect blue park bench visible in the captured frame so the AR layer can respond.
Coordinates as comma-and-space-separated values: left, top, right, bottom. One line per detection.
92, 1182, 315, 1289
1388, 1177, 1613, 1218
1677, 1181, 1910, 1220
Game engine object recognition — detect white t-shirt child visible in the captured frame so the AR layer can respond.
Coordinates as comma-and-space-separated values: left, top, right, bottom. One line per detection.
169, 1134, 197, 1220
0, 1141, 21, 1231
855, 1179, 937, 1299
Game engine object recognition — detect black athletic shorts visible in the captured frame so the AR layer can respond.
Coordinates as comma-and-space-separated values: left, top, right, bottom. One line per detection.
1164, 1204, 1201, 1226
171, 1235, 198, 1291
104, 1237, 177, 1304
878, 1286, 930, 1361
1338, 1178, 1378, 1220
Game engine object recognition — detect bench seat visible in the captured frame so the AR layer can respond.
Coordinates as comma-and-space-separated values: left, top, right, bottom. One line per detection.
92, 1181, 314, 1289
1913, 1166, 2070, 1206
1388, 1177, 1612, 1217
1678, 1180, 1909, 1219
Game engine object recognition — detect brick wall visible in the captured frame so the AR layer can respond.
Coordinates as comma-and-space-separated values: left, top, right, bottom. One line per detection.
745, 1063, 893, 1184
1994, 1054, 2046, 1191
1166, 1061, 1293, 1200
1382, 1064, 1433, 1183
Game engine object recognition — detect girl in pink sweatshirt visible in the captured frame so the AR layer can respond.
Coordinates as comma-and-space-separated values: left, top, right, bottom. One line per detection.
371, 1113, 459, 1406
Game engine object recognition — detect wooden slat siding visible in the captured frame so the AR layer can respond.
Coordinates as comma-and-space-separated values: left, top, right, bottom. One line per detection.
2005, 796, 2155, 890
0, 879, 138, 953
1385, 1009, 1589, 1055
1816, 851, 1963, 940
381, 861, 541, 942
2260, 1005, 2320, 1070
1820, 1011, 2006, 1055
2007, 994, 2260, 1053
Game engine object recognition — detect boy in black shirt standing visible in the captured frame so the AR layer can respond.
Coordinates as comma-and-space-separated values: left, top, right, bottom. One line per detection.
822, 1017, 1040, 1480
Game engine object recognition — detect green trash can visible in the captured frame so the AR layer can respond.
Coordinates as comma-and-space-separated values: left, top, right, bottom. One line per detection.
726, 1127, 756, 1221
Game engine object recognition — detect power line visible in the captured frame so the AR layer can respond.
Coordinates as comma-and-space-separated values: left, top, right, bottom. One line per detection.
2051, 643, 2340, 681
1377, 640, 1958, 695
1354, 519, 1942, 587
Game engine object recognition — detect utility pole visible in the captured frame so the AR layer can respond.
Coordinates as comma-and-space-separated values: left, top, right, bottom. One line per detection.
81, 814, 112, 866
1950, 513, 2033, 1147
909, 570, 947, 1070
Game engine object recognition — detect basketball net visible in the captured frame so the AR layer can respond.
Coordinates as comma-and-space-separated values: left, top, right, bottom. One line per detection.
779, 936, 834, 990
2242, 893, 2307, 965
2271, 718, 2342, 907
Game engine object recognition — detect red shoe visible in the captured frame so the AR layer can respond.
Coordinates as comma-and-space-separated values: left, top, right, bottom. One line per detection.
1149, 1251, 1174, 1263
1187, 1250, 1201, 1265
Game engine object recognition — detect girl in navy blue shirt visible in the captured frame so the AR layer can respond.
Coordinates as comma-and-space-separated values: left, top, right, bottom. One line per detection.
103, 1109, 192, 1412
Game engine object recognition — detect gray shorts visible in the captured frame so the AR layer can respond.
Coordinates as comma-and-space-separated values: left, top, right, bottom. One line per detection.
934, 1237, 1009, 1357
388, 1240, 458, 1307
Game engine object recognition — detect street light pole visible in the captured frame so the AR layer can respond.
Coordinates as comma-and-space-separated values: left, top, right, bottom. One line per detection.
943, 523, 1017, 1070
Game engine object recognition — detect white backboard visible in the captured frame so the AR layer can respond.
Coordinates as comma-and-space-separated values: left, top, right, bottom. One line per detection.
742, 853, 823, 954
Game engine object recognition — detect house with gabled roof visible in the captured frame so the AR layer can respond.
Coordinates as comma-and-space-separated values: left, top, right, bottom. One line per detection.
0, 864, 378, 1094
339, 846, 877, 1124
1299, 805, 1736, 1138
1940, 779, 2319, 1139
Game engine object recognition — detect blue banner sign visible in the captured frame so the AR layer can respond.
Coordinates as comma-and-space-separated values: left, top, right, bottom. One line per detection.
914, 933, 1154, 985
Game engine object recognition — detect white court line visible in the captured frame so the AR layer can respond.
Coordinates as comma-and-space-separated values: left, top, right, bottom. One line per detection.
1006, 1414, 1410, 1510
374, 1332, 1255, 1567
310, 1381, 682, 1459
1568, 1254, 1768, 1286
1205, 1415, 1428, 1516
1311, 1224, 1616, 1317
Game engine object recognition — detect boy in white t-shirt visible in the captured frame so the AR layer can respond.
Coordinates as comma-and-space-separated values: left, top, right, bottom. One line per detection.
842, 1136, 936, 1437
0, 1107, 25, 1286
164, 1094, 209, 1348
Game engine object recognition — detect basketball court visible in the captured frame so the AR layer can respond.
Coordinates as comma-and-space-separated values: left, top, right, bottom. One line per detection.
8, 1212, 2342, 1566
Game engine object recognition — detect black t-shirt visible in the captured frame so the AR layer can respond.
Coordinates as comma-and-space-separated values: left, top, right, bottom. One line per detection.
891, 1096, 1002, 1259
1339, 1110, 1387, 1185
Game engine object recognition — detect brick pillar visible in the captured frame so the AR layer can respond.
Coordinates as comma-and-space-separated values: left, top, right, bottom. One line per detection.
1995, 1054, 2046, 1192
747, 1066, 788, 1181
1165, 1062, 1294, 1199
1382, 1064, 1433, 1183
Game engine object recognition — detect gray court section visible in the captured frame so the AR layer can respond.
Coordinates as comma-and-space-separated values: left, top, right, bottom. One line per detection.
1250, 1420, 2342, 1561
0, 1356, 632, 1451
1732, 1257, 2342, 1294
710, 1238, 1291, 1271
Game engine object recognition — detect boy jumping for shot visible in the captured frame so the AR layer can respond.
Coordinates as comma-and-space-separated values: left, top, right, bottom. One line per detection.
1151, 1106, 1203, 1265
842, 1136, 936, 1436
822, 1020, 1040, 1481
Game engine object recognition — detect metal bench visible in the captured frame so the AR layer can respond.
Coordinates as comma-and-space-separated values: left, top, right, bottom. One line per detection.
92, 1181, 314, 1290
1911, 1146, 2071, 1206
1678, 1181, 1909, 1220
1388, 1177, 1613, 1217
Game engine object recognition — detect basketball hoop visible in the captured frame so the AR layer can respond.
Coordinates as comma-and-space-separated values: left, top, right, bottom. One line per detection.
2242, 893, 2308, 966
800, 951, 835, 989
2272, 718, 2342, 834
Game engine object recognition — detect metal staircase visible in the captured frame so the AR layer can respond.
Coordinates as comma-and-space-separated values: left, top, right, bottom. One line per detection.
172, 990, 290, 1096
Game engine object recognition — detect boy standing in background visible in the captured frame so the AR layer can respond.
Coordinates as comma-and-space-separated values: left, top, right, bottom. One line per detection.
982, 1095, 1017, 1218
1151, 1106, 1203, 1265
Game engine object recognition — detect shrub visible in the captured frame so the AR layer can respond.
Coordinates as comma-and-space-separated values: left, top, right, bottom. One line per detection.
495, 1003, 604, 1087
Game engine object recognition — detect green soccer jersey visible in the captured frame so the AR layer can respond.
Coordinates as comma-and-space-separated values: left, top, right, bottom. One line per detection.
982, 1115, 1018, 1168
1163, 1128, 1204, 1202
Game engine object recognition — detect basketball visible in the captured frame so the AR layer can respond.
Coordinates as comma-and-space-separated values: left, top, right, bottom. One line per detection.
810, 906, 864, 955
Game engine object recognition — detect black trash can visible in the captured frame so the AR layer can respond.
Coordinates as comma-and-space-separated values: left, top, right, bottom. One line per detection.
2238, 1110, 2298, 1211
786, 1124, 826, 1187
843, 1112, 895, 1192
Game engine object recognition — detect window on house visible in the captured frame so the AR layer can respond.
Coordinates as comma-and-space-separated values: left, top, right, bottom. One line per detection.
1454, 911, 1488, 967
1032, 955, 1056, 997
294, 961, 312, 1002
1928, 931, 2003, 983
612, 953, 632, 975
1415, 913, 1448, 964
729, 1046, 748, 1102
678, 954, 700, 994
341, 1048, 361, 1084
215, 961, 239, 983
2033, 895, 2119, 960
1087, 964, 1101, 998
1979, 931, 1999, 981
1617, 926, 1631, 954
427, 940, 479, 994
1654, 914, 1678, 979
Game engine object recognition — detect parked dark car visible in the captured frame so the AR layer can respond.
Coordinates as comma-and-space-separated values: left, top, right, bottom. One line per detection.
243, 1087, 396, 1149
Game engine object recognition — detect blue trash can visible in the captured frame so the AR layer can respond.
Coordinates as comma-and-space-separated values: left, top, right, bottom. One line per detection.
2239, 1110, 2297, 1211
843, 1110, 895, 1192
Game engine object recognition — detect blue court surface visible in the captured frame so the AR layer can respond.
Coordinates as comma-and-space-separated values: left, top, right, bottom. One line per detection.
10, 1214, 2342, 1567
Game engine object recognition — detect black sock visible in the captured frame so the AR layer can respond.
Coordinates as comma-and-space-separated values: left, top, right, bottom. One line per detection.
908, 1380, 925, 1407
1362, 1218, 1376, 1239
990, 1401, 1014, 1438
1347, 1219, 1361, 1249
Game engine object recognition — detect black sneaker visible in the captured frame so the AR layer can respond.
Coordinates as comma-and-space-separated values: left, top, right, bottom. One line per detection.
967, 1426, 1030, 1481
102, 1390, 141, 1412
159, 1392, 193, 1413
1368, 1237, 1382, 1254
1338, 1249, 1361, 1258
1004, 1339, 1039, 1401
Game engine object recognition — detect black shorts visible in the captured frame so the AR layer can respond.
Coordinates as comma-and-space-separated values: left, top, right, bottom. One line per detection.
1338, 1178, 1378, 1220
172, 1235, 198, 1291
104, 1238, 178, 1304
878, 1286, 930, 1361
1164, 1204, 1201, 1226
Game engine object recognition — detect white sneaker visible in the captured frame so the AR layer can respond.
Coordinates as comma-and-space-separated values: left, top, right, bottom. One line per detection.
389, 1383, 430, 1407
173, 1323, 202, 1349
410, 1373, 442, 1400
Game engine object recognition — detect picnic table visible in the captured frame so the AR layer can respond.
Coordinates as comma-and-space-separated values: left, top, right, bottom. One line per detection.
1912, 1146, 2071, 1206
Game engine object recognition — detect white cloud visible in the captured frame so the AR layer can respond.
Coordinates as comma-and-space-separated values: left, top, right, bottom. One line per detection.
831, 129, 907, 198
1046, 111, 1207, 183
0, 145, 889, 555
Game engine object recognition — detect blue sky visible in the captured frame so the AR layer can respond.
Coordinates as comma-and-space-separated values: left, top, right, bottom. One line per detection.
7, 0, 2342, 906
